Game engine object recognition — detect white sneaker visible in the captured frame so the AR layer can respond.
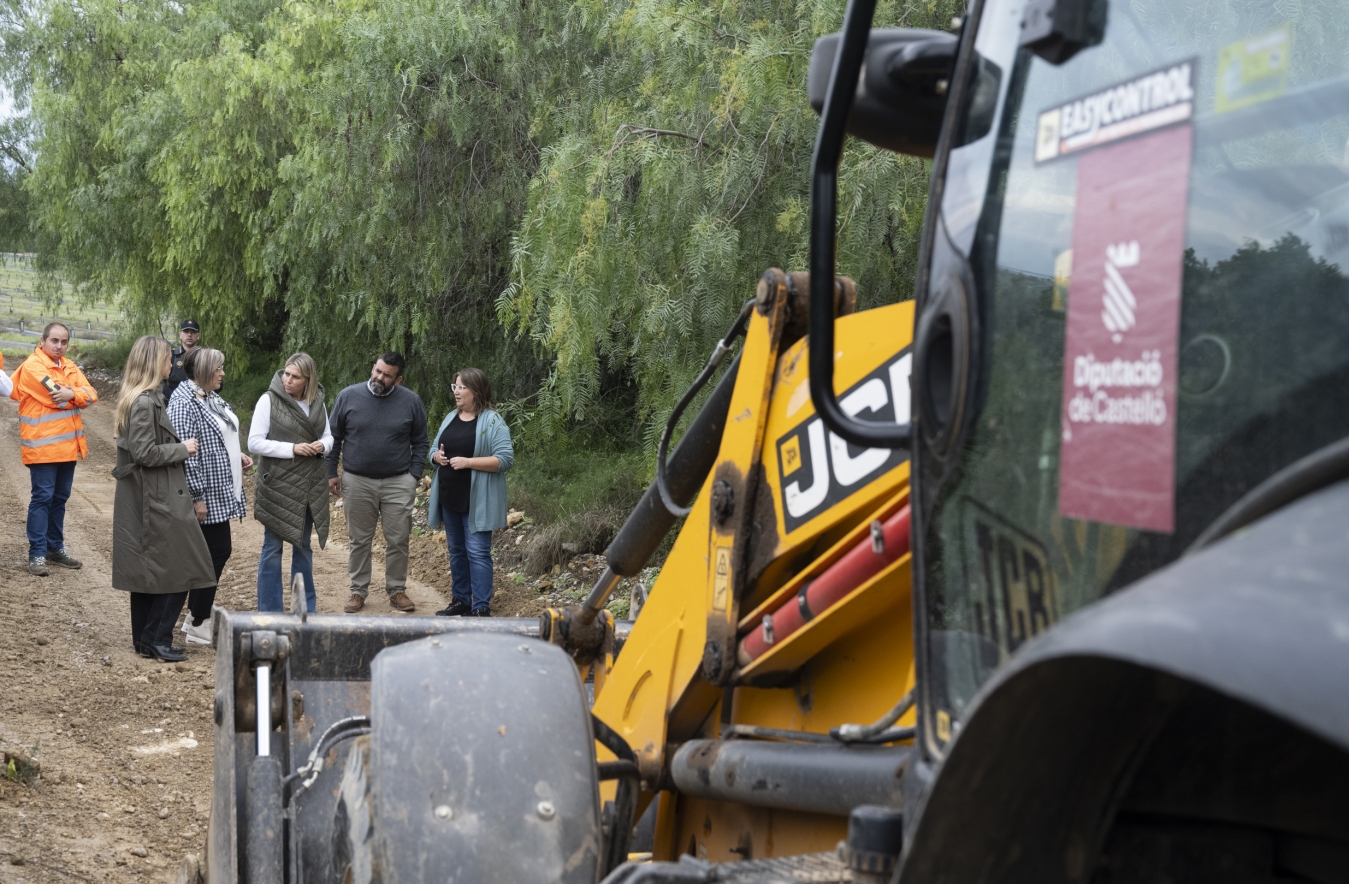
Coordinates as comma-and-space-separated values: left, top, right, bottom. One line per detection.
181, 614, 212, 645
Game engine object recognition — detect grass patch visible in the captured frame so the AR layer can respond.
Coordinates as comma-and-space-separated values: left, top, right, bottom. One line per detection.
510, 445, 648, 525
507, 445, 649, 574
74, 336, 136, 372
3, 745, 41, 786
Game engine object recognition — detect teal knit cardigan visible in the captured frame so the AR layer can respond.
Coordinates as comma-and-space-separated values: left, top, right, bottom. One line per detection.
426, 408, 515, 533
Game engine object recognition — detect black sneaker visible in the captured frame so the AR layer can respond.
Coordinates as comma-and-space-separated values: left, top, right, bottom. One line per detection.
436, 601, 471, 617
27, 557, 49, 577
469, 608, 491, 618
46, 549, 82, 570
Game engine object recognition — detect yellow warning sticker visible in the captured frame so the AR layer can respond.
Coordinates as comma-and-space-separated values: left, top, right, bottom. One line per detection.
1216, 25, 1290, 114
712, 546, 732, 612
779, 434, 802, 476
935, 709, 952, 743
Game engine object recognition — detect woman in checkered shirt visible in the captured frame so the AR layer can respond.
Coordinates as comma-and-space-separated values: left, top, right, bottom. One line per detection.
167, 348, 253, 645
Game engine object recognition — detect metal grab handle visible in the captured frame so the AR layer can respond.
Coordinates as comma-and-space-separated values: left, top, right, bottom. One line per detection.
808, 0, 913, 450
256, 663, 271, 757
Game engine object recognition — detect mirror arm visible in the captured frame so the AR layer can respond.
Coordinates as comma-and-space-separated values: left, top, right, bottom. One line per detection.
809, 0, 913, 450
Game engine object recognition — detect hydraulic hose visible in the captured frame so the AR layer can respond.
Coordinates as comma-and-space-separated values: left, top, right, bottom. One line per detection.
832, 689, 915, 742
284, 716, 372, 795
655, 299, 756, 518
592, 714, 640, 875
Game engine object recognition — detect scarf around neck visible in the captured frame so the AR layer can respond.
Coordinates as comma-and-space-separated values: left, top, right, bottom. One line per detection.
188, 380, 238, 432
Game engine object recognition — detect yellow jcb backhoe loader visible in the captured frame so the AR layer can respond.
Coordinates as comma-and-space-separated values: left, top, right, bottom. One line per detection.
209, 0, 1349, 879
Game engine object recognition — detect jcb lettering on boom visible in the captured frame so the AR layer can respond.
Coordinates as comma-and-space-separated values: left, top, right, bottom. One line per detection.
776, 349, 911, 533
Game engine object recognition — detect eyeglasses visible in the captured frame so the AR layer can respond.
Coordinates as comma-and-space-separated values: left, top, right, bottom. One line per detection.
451, 384, 470, 392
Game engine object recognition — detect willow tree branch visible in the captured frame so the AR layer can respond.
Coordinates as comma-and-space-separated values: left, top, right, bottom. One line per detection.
1, 142, 30, 172
725, 120, 775, 224
605, 124, 699, 158
669, 12, 749, 46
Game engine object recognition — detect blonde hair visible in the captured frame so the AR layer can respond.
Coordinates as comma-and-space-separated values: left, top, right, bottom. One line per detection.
117, 336, 172, 435
285, 352, 320, 406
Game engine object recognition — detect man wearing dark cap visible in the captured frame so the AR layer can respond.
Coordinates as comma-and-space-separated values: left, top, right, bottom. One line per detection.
162, 319, 201, 401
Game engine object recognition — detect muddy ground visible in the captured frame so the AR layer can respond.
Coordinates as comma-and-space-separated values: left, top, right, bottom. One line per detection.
0, 372, 642, 882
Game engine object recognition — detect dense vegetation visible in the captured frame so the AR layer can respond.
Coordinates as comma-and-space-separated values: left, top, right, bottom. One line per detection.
1, 0, 957, 454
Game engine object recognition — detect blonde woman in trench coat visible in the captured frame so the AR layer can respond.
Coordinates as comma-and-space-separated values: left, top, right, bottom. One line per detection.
112, 336, 216, 662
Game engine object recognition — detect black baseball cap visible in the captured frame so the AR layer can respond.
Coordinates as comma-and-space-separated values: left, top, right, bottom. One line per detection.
180, 319, 200, 332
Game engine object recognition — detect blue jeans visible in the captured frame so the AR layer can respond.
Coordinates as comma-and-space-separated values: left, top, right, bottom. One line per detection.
442, 508, 494, 612
257, 511, 316, 613
27, 461, 76, 558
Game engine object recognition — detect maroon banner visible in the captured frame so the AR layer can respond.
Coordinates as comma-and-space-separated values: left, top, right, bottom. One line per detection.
1058, 124, 1193, 533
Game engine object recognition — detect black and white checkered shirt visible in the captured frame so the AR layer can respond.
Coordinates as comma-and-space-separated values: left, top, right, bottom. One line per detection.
167, 386, 247, 524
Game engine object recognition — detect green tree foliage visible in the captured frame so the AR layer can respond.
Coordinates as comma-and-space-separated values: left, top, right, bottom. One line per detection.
17, 0, 361, 371
0, 165, 31, 252
8, 0, 957, 449
265, 0, 586, 406
502, 0, 957, 446
0, 98, 30, 253
1, 0, 35, 253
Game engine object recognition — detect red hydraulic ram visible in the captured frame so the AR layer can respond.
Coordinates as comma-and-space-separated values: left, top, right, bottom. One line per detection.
738, 506, 911, 666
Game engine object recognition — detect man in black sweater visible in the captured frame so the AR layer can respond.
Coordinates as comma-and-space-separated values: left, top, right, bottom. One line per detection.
326, 352, 429, 613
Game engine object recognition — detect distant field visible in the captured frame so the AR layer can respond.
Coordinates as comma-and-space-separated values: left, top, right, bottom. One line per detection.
0, 253, 126, 362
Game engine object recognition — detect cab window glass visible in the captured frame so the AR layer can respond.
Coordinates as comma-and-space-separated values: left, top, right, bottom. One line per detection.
924, 0, 1349, 743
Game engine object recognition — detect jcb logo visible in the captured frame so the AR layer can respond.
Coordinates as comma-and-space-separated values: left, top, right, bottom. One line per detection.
960, 500, 1058, 662
776, 349, 911, 533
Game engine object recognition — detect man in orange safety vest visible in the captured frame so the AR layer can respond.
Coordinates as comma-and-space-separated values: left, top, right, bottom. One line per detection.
9, 323, 99, 576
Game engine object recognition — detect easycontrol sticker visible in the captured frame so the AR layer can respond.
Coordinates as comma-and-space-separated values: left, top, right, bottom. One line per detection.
1036, 59, 1196, 163
1058, 124, 1193, 533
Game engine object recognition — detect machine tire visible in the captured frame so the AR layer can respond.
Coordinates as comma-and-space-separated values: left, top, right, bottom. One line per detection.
331, 735, 375, 884
325, 634, 602, 884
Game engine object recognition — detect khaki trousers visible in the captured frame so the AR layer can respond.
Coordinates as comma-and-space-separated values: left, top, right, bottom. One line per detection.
341, 471, 417, 598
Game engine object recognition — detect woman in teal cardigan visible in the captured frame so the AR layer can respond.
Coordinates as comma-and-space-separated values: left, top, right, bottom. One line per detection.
427, 368, 514, 616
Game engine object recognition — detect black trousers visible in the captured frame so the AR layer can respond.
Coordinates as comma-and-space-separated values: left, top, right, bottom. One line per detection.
188, 521, 232, 626
130, 592, 188, 649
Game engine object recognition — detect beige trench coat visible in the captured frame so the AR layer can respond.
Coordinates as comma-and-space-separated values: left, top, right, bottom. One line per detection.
111, 390, 216, 594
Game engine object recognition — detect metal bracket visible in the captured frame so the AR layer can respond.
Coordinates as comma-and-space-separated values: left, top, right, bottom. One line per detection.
541, 604, 616, 673
233, 629, 290, 733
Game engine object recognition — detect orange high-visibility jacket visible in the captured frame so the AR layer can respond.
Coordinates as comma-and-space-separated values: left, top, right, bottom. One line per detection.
9, 347, 99, 465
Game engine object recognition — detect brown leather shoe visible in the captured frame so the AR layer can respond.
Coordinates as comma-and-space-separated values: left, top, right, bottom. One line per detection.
389, 592, 416, 613
344, 593, 365, 613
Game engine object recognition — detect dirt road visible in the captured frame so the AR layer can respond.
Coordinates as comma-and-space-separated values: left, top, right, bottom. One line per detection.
0, 378, 457, 882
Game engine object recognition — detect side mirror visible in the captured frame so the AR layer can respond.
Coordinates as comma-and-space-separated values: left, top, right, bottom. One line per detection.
808, 28, 958, 158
